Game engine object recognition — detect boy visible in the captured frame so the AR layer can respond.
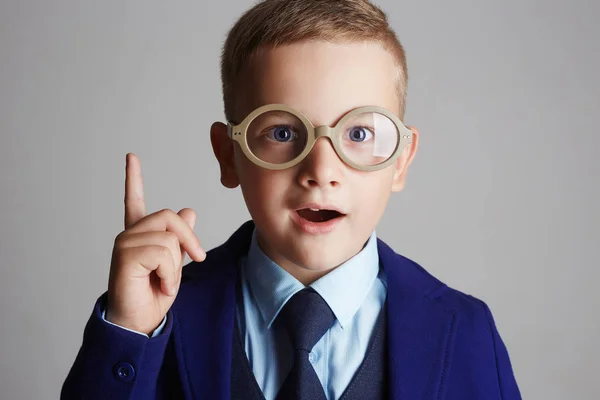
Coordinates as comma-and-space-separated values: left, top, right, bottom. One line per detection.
62, 0, 521, 399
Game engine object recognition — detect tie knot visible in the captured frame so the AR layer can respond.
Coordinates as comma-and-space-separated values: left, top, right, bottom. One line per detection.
277, 288, 335, 352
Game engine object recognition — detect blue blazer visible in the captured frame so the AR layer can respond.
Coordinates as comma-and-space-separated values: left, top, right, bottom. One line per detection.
62, 221, 521, 399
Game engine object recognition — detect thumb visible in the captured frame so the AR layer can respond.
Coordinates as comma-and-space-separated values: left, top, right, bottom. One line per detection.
177, 208, 199, 267
177, 208, 197, 230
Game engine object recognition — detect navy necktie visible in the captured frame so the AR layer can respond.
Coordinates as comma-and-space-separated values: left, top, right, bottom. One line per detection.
275, 288, 336, 400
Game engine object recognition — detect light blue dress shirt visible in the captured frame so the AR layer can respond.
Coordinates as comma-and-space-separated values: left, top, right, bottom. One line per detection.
103, 229, 387, 400
238, 229, 387, 400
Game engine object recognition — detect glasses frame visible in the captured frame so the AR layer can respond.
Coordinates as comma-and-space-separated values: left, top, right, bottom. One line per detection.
226, 103, 413, 172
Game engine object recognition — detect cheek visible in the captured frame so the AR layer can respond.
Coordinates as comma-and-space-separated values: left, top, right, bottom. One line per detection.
234, 153, 292, 214
351, 170, 395, 215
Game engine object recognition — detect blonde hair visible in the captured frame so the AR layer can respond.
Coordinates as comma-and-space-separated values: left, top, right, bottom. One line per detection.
220, 0, 408, 121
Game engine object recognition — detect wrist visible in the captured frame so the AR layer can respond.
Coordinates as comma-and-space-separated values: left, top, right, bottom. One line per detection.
105, 309, 164, 336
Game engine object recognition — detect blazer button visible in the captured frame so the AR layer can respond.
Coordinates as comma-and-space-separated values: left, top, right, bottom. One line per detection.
113, 362, 135, 382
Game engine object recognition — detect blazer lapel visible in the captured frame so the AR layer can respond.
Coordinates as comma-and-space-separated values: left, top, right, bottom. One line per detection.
379, 239, 457, 400
168, 223, 457, 399
171, 221, 255, 400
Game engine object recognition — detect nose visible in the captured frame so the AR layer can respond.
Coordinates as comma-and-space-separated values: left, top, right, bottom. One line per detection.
296, 136, 344, 189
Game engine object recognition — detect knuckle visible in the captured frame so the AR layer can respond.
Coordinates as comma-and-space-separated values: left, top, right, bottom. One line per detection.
111, 247, 131, 267
114, 231, 135, 250
114, 230, 127, 245
156, 245, 173, 264
163, 231, 179, 245
166, 233, 181, 254
158, 208, 175, 218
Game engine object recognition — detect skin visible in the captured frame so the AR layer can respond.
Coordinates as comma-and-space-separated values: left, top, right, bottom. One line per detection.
107, 153, 206, 335
106, 40, 420, 335
211, 40, 420, 285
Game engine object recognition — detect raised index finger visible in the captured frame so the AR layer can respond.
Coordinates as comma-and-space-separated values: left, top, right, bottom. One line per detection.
124, 153, 146, 229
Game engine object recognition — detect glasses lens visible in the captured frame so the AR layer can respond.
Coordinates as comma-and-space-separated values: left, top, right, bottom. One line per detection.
246, 110, 308, 164
338, 112, 399, 166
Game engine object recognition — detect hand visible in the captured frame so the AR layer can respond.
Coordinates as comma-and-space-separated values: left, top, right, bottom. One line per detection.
105, 153, 206, 335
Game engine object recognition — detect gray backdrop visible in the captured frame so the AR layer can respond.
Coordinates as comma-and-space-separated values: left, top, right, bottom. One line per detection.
1, 0, 598, 398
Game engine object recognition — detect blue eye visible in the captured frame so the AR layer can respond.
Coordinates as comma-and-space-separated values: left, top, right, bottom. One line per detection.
267, 126, 298, 142
348, 127, 374, 142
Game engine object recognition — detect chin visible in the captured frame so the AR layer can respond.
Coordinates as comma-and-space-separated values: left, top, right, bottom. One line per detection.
256, 219, 365, 271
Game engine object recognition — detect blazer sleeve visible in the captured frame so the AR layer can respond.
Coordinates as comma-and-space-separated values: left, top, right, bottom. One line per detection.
482, 301, 522, 399
443, 297, 522, 399
60, 292, 173, 400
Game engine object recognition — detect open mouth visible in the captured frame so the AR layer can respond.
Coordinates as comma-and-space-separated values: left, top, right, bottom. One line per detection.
296, 208, 344, 223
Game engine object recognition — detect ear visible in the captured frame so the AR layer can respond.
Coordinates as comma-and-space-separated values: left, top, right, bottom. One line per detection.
210, 121, 240, 189
391, 126, 419, 192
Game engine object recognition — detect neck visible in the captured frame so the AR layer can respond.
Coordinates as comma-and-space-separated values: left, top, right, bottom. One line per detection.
254, 231, 368, 286
281, 263, 336, 286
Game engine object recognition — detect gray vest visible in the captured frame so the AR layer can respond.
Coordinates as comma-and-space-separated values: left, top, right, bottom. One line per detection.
230, 300, 388, 400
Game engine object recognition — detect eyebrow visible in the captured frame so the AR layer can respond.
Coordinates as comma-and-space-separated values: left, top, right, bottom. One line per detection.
252, 111, 302, 124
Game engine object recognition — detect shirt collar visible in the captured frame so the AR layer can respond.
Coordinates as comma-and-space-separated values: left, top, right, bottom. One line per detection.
244, 229, 380, 330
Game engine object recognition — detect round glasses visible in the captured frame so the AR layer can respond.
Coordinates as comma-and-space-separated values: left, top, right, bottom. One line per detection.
227, 104, 413, 172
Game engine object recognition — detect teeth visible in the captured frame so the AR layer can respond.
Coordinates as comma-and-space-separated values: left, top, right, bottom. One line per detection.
310, 208, 320, 211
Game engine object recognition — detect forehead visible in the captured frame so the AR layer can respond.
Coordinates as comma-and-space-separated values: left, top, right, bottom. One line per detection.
237, 40, 401, 126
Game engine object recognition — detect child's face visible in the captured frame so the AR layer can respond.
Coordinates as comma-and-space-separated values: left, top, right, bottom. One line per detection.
211, 40, 419, 283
